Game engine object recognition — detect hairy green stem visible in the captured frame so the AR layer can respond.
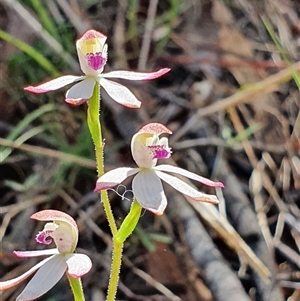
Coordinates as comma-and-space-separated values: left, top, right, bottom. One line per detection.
87, 82, 117, 236
67, 275, 85, 301
106, 200, 142, 300
87, 83, 143, 300
106, 241, 123, 301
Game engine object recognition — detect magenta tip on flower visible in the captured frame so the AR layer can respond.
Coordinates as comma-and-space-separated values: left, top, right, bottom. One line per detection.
144, 68, 171, 80
216, 182, 225, 188
24, 86, 47, 94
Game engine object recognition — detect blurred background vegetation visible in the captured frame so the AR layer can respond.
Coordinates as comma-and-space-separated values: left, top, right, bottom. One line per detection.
0, 1, 299, 301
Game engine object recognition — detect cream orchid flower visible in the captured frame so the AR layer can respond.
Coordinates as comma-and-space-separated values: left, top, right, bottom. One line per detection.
24, 29, 170, 108
0, 210, 92, 301
95, 123, 224, 215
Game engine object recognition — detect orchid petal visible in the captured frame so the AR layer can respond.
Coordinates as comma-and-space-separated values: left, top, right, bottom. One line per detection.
65, 78, 96, 105
51, 223, 78, 253
65, 254, 92, 278
132, 170, 167, 215
155, 165, 224, 188
131, 137, 155, 168
14, 248, 59, 258
155, 170, 220, 204
24, 75, 83, 93
16, 255, 67, 301
102, 68, 170, 80
0, 256, 54, 291
100, 78, 141, 108
95, 167, 139, 191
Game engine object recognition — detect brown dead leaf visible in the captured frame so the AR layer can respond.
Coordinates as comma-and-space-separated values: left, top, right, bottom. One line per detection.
145, 242, 185, 287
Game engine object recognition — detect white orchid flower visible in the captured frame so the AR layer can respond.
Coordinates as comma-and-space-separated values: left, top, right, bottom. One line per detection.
24, 29, 170, 108
0, 210, 92, 301
95, 123, 224, 215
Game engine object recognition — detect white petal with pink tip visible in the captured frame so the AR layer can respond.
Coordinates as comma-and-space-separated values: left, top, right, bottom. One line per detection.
100, 78, 141, 108
24, 75, 83, 93
155, 170, 219, 204
155, 164, 224, 188
95, 167, 139, 191
14, 248, 59, 258
102, 68, 170, 80
132, 170, 167, 215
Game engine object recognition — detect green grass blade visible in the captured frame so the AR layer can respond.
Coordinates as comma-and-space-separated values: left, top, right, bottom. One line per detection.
262, 17, 300, 89
4, 104, 56, 142
0, 30, 59, 76
28, 0, 59, 40
1, 125, 47, 161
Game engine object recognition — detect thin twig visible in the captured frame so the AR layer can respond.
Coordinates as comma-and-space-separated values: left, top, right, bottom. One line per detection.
0, 195, 50, 241
55, 0, 90, 34
0, 137, 96, 168
138, 0, 159, 70
171, 61, 300, 143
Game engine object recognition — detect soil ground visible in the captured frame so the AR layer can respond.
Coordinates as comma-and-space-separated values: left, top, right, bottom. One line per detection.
0, 1, 299, 301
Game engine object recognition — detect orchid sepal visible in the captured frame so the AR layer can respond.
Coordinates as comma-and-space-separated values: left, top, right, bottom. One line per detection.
101, 68, 170, 80
95, 167, 139, 191
65, 77, 96, 105
154, 164, 225, 188
100, 78, 142, 108
0, 256, 55, 292
13, 248, 59, 258
155, 170, 219, 204
24, 75, 83, 94
16, 255, 67, 301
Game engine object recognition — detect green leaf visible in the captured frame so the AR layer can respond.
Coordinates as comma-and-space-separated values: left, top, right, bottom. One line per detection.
116, 199, 142, 243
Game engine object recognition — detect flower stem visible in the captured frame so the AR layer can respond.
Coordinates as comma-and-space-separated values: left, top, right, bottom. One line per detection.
106, 240, 123, 301
87, 84, 142, 300
106, 199, 142, 300
87, 82, 117, 236
67, 275, 85, 301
